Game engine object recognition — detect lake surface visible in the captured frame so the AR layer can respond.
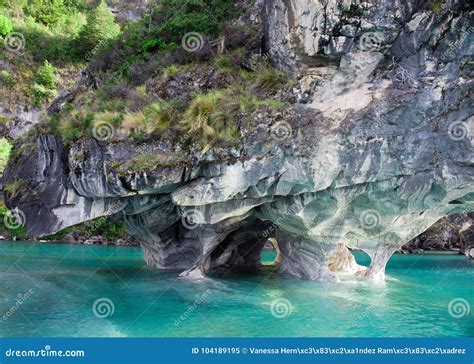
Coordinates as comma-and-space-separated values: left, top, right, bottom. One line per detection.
0, 241, 472, 337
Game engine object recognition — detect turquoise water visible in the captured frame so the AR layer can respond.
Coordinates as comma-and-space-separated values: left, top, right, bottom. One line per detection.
0, 242, 472, 337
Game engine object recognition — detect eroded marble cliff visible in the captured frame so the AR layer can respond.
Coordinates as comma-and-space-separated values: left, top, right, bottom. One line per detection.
3, 0, 473, 282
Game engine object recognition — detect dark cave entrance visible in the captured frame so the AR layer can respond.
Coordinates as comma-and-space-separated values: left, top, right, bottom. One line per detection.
208, 220, 282, 275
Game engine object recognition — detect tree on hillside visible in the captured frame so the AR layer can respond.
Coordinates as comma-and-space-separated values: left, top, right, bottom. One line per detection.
75, 0, 120, 57
26, 0, 67, 26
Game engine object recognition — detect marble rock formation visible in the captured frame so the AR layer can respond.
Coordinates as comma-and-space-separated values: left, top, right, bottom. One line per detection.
3, 0, 473, 282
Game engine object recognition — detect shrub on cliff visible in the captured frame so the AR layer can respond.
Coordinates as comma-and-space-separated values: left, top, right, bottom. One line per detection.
0, 11, 13, 36
75, 0, 120, 58
0, 138, 12, 174
35, 60, 57, 88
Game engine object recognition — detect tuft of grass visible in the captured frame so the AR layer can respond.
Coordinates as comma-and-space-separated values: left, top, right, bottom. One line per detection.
4, 178, 24, 199
121, 100, 179, 141
57, 111, 94, 143
162, 63, 195, 78
182, 89, 241, 150
93, 110, 123, 130
252, 67, 287, 93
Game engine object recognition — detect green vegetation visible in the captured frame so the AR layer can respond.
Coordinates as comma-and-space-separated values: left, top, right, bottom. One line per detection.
0, 10, 13, 35
1, 0, 117, 63
43, 217, 132, 242
0, 70, 14, 88
25, 0, 68, 27
3, 0, 290, 160
35, 60, 57, 88
162, 63, 195, 78
75, 0, 120, 57
138, 0, 237, 55
4, 177, 24, 199
96, 0, 239, 78
32, 83, 56, 104
58, 111, 94, 143
118, 151, 186, 172
122, 101, 180, 142
0, 137, 12, 173
252, 67, 287, 93
181, 85, 284, 149
182, 89, 240, 149
0, 206, 27, 238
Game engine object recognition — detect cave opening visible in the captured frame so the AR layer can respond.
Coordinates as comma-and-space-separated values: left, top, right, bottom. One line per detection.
260, 238, 281, 266
352, 249, 371, 268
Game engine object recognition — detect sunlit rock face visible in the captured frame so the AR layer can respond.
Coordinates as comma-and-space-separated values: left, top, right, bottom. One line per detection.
3, 0, 473, 282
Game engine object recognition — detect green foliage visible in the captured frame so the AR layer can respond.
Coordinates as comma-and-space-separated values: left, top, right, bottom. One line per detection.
0, 137, 12, 174
432, 0, 443, 14
108, 0, 238, 70
122, 100, 179, 142
76, 0, 120, 57
162, 63, 195, 78
32, 83, 56, 104
57, 111, 94, 143
4, 177, 23, 198
0, 70, 14, 88
0, 11, 13, 36
17, 15, 78, 62
30, 59, 58, 104
252, 67, 287, 93
0, 207, 27, 238
0, 0, 28, 11
182, 89, 240, 150
143, 0, 237, 51
43, 217, 131, 242
61, 10, 87, 37
119, 151, 186, 172
35, 60, 56, 88
25, 0, 67, 27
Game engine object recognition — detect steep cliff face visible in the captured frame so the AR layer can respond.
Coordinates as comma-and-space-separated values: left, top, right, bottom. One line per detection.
3, 0, 473, 282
